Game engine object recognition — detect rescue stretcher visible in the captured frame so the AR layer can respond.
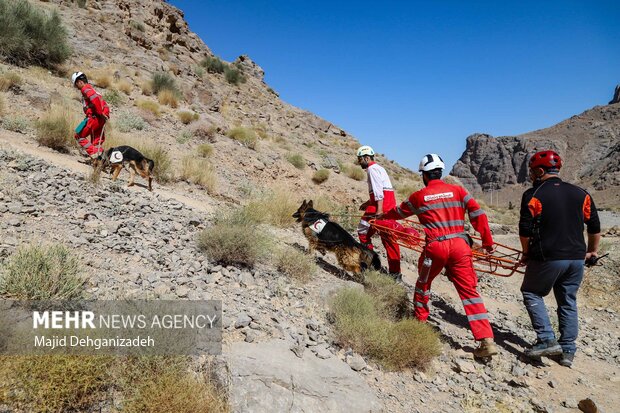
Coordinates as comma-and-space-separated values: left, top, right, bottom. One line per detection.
368, 218, 525, 277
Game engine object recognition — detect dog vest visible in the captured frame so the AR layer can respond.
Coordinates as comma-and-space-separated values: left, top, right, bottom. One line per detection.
309, 219, 327, 234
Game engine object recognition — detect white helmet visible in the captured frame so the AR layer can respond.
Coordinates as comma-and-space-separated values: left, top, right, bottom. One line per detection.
419, 153, 445, 172
357, 145, 375, 157
71, 71, 85, 85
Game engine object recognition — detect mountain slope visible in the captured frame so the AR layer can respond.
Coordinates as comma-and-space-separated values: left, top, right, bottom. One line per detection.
451, 102, 620, 207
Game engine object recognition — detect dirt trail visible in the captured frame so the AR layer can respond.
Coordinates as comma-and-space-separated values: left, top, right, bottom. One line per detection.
0, 131, 216, 215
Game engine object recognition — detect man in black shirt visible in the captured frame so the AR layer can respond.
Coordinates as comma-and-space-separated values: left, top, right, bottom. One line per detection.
519, 150, 601, 367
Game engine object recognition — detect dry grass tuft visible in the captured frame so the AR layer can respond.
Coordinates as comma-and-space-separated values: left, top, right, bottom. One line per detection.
137, 99, 161, 117
346, 165, 365, 181
227, 127, 258, 149
158, 89, 178, 108
197, 143, 214, 157
0, 93, 5, 117
330, 285, 441, 370
197, 211, 271, 268
115, 79, 132, 95
91, 71, 112, 88
0, 244, 84, 300
275, 247, 317, 282
242, 187, 299, 228
312, 168, 330, 184
286, 153, 305, 169
191, 122, 218, 142
35, 105, 79, 152
179, 156, 217, 194
177, 110, 199, 124
140, 80, 153, 96
0, 71, 22, 92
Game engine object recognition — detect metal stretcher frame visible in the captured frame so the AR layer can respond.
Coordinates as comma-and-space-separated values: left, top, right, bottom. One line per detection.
369, 218, 525, 277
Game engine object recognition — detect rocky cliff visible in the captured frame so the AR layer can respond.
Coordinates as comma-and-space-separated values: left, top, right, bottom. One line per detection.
451, 101, 620, 205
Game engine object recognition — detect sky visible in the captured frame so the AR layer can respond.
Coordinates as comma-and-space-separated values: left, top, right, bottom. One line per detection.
169, 0, 620, 171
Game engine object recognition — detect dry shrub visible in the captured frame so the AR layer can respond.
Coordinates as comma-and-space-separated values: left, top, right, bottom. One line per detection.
177, 110, 198, 124
363, 270, 409, 319
197, 143, 213, 157
123, 368, 228, 413
242, 187, 298, 228
396, 178, 423, 200
197, 211, 271, 268
0, 244, 84, 300
35, 105, 79, 152
0, 71, 22, 92
158, 89, 178, 108
0, 93, 4, 116
226, 127, 257, 149
140, 81, 153, 96
0, 355, 114, 412
330, 286, 440, 370
137, 99, 161, 117
191, 122, 218, 142
179, 156, 217, 194
91, 70, 112, 88
115, 79, 132, 95
347, 165, 365, 181
275, 247, 317, 283
312, 168, 330, 184
287, 153, 305, 169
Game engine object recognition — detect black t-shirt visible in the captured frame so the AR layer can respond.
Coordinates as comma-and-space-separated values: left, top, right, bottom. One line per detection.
519, 177, 600, 261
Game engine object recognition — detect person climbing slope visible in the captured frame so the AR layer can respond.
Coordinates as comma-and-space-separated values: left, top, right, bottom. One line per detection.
71, 71, 109, 161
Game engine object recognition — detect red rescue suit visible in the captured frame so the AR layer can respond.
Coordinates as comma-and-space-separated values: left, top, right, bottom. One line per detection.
383, 179, 494, 340
358, 161, 401, 273
75, 83, 109, 158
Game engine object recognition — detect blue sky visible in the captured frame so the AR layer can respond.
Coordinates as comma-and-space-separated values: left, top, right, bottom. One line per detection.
170, 0, 619, 171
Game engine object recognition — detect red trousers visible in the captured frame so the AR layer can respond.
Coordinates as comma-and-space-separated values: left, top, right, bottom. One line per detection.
358, 215, 401, 273
414, 237, 493, 340
75, 116, 106, 157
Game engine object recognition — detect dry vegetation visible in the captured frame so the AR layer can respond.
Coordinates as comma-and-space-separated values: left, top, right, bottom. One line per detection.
227, 127, 258, 149
35, 104, 78, 152
197, 143, 214, 157
158, 89, 178, 108
330, 271, 441, 370
275, 247, 317, 283
197, 210, 271, 268
312, 168, 330, 184
0, 71, 22, 91
0, 244, 84, 300
242, 187, 299, 228
137, 99, 161, 117
179, 156, 217, 193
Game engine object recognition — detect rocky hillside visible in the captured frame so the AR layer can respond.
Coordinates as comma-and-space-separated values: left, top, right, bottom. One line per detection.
0, 0, 417, 207
451, 101, 620, 207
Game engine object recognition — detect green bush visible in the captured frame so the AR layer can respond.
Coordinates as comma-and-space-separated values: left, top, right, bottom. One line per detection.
0, 0, 71, 68
197, 212, 270, 267
287, 153, 305, 169
116, 111, 147, 132
330, 286, 441, 370
312, 168, 330, 184
151, 71, 178, 95
363, 270, 409, 319
224, 67, 246, 85
0, 244, 84, 300
102, 89, 124, 107
227, 127, 258, 149
201, 56, 225, 74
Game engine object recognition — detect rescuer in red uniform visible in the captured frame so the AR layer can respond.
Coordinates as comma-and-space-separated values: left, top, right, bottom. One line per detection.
382, 153, 498, 357
71, 71, 109, 160
356, 145, 402, 280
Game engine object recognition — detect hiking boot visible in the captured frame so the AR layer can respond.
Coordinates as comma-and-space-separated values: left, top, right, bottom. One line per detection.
524, 339, 562, 358
559, 352, 574, 368
473, 338, 498, 358
389, 272, 403, 283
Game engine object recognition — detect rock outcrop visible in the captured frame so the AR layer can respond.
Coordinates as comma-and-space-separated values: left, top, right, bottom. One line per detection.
451, 102, 620, 199
610, 85, 620, 105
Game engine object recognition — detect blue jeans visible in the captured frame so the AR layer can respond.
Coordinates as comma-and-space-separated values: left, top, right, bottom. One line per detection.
521, 259, 584, 354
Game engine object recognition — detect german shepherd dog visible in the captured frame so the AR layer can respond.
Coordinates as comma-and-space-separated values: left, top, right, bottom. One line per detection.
293, 200, 381, 275
102, 146, 155, 191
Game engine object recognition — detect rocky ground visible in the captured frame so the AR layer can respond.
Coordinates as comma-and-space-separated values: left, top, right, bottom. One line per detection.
0, 136, 619, 413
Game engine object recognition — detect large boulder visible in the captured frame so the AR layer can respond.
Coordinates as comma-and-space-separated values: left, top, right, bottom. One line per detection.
225, 339, 383, 413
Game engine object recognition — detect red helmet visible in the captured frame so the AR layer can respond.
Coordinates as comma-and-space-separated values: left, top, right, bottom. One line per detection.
529, 150, 562, 170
